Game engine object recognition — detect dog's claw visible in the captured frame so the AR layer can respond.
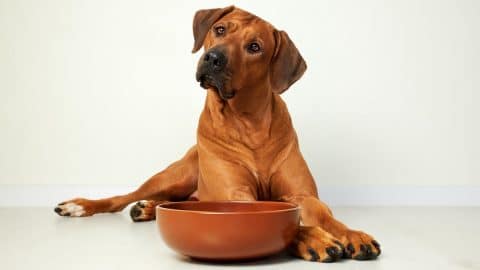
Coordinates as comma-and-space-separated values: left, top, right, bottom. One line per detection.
289, 226, 344, 263
54, 200, 88, 217
307, 247, 320, 261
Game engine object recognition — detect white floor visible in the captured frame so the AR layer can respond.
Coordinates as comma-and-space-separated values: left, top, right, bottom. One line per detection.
1, 207, 479, 270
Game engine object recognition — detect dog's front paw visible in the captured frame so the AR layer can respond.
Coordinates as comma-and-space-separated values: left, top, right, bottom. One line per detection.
289, 226, 344, 262
340, 230, 380, 260
130, 200, 162, 222
54, 198, 93, 217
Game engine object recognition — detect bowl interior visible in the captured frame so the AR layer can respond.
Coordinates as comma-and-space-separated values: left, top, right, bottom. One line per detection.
158, 201, 298, 213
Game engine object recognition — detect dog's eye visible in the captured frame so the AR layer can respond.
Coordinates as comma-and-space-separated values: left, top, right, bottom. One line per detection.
214, 26, 225, 37
247, 42, 261, 54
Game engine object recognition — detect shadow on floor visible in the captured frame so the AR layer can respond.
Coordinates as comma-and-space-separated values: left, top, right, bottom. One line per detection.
176, 250, 296, 267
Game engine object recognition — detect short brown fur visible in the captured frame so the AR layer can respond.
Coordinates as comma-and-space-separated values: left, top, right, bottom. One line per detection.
55, 6, 380, 262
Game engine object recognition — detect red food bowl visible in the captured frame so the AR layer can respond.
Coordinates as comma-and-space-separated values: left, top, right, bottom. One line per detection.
156, 201, 300, 261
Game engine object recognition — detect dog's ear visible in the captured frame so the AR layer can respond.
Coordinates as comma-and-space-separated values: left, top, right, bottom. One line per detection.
192, 6, 235, 53
269, 30, 307, 94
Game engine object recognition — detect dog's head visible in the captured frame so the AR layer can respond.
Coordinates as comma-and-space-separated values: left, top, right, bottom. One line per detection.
192, 6, 307, 100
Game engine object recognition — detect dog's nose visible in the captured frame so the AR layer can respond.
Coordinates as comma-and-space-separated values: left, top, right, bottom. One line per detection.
203, 50, 226, 71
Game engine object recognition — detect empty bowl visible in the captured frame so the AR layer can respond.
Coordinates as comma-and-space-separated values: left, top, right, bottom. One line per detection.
156, 201, 300, 261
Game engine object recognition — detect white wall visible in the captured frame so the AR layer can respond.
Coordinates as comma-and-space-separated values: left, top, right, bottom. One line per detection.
1, 0, 479, 201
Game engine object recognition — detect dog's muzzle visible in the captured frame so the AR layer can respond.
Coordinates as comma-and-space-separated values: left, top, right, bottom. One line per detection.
196, 48, 235, 100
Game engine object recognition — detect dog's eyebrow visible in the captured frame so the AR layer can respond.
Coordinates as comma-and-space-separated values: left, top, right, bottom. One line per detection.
225, 21, 238, 33
242, 32, 264, 43
225, 17, 261, 36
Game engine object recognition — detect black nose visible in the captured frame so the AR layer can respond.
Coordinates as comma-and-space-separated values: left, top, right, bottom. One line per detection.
203, 49, 226, 72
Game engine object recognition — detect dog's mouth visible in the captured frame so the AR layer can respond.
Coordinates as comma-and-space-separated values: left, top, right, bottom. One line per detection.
197, 74, 235, 100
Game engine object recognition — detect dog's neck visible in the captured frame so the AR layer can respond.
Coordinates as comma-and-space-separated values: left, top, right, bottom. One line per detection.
228, 83, 273, 122
204, 83, 274, 141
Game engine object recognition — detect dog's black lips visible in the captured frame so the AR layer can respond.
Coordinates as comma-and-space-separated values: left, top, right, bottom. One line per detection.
197, 74, 235, 100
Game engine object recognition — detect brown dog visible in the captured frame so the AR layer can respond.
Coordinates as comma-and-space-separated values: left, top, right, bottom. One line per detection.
55, 6, 380, 262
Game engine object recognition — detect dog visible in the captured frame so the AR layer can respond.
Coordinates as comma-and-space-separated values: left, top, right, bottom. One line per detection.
54, 6, 380, 262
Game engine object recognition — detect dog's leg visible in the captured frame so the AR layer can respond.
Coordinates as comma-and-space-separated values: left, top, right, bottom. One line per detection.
196, 152, 258, 201
271, 146, 380, 261
54, 146, 199, 219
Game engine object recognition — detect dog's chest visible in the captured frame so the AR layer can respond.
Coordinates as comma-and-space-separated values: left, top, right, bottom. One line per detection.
197, 94, 296, 197
199, 122, 293, 182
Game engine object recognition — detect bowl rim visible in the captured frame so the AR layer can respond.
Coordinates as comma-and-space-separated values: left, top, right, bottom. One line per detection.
156, 200, 300, 215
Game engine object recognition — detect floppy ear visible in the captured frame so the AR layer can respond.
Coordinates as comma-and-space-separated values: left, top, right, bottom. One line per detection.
191, 6, 235, 53
270, 30, 307, 94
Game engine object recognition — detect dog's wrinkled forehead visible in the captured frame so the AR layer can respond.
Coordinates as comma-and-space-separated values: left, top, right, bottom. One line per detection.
220, 8, 269, 27
204, 9, 275, 51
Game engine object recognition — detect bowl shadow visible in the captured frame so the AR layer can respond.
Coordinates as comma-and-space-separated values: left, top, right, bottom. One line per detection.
177, 250, 295, 266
